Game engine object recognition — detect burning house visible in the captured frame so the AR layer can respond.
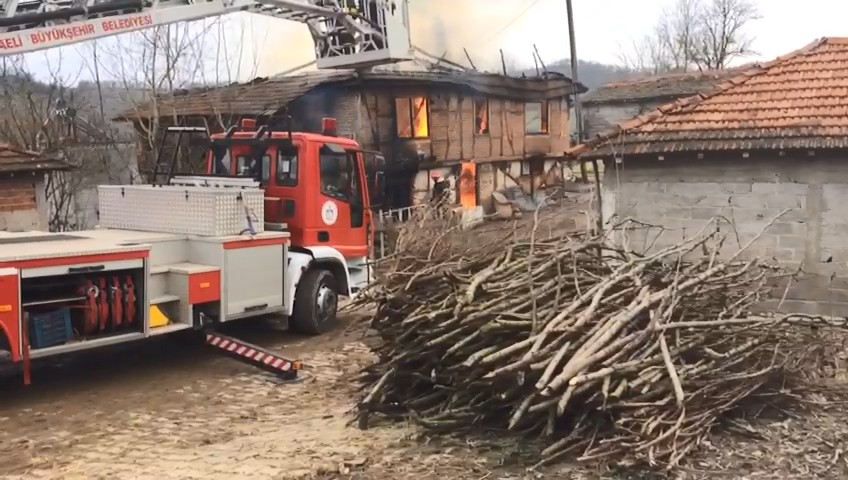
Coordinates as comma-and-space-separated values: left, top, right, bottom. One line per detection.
118, 59, 586, 213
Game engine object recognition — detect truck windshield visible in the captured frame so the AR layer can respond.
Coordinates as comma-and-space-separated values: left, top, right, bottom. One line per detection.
211, 148, 231, 175
319, 145, 362, 206
209, 143, 299, 186
236, 155, 271, 185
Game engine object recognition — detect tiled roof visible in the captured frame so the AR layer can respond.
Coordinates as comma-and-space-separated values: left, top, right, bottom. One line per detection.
116, 63, 586, 121
582, 68, 745, 105
571, 37, 848, 158
0, 144, 69, 174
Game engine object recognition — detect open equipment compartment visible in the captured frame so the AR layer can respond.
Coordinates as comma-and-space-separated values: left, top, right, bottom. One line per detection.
20, 266, 146, 350
0, 232, 152, 358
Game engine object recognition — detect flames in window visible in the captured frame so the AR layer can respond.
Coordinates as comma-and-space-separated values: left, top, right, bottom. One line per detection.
474, 99, 489, 135
396, 97, 429, 138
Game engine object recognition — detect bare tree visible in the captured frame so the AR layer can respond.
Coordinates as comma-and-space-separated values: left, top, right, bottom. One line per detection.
656, 0, 700, 71
619, 33, 672, 74
691, 0, 760, 70
96, 22, 209, 178
93, 16, 260, 180
620, 0, 759, 74
0, 54, 119, 231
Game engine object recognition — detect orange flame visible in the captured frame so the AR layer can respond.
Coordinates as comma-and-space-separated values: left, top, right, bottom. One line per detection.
475, 100, 489, 134
413, 97, 429, 137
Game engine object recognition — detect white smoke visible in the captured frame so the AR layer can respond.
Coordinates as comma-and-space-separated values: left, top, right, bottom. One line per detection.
250, 0, 539, 76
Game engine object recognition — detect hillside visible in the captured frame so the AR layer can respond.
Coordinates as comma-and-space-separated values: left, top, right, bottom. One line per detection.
520, 58, 638, 90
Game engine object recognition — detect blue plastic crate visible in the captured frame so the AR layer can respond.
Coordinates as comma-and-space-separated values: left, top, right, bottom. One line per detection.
29, 308, 73, 349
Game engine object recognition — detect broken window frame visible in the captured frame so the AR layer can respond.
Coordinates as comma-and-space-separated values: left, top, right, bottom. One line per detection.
524, 101, 549, 135
395, 96, 430, 139
474, 98, 490, 135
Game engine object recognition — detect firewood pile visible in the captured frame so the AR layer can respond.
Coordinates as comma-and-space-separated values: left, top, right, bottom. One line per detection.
354, 210, 830, 469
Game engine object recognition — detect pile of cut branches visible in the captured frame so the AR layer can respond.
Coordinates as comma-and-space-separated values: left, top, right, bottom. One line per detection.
354, 211, 826, 469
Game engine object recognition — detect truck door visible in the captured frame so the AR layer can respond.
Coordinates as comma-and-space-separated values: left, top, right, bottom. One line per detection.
264, 144, 300, 230
363, 150, 385, 209
318, 143, 368, 258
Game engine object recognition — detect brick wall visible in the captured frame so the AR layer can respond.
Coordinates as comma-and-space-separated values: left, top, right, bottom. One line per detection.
601, 155, 848, 316
0, 176, 45, 231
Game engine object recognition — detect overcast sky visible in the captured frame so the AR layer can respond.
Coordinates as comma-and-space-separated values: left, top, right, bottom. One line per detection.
16, 0, 848, 84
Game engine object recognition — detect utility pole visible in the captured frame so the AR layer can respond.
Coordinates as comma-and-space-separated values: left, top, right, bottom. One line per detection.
566, 0, 582, 143
565, 0, 588, 183
565, 0, 601, 234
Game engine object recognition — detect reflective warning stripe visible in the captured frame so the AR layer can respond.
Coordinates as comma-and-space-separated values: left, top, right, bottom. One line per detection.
205, 332, 298, 376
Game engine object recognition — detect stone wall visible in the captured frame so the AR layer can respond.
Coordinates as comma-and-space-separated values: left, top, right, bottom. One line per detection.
600, 155, 848, 316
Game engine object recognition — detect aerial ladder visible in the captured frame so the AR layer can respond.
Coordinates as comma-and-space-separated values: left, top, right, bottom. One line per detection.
0, 0, 412, 70
0, 0, 413, 384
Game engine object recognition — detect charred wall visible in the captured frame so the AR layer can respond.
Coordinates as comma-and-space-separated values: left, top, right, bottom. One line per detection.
284, 87, 349, 134
286, 82, 573, 212
293, 83, 572, 165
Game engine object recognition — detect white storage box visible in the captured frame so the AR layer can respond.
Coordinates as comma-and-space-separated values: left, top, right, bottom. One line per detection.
98, 185, 264, 236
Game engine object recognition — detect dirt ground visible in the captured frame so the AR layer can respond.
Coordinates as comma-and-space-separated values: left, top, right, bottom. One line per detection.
3, 198, 848, 480
1, 310, 848, 480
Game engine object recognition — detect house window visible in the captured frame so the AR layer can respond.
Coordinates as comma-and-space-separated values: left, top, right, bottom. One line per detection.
474, 99, 489, 135
395, 97, 429, 139
520, 161, 531, 176
525, 101, 549, 135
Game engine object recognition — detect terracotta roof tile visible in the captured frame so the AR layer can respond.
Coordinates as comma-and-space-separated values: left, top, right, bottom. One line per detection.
571, 37, 848, 158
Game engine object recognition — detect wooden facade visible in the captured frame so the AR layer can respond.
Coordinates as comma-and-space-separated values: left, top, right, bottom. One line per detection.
284, 83, 573, 211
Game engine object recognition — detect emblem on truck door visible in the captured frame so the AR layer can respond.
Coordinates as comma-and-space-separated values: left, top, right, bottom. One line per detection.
321, 201, 339, 226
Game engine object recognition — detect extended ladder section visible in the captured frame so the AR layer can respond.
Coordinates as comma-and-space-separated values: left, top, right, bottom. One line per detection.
0, 0, 412, 69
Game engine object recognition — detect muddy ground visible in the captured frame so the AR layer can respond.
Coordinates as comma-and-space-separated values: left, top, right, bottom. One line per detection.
1, 310, 847, 480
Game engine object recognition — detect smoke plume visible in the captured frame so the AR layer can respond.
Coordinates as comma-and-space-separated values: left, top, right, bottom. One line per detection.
409, 0, 538, 71
252, 0, 536, 76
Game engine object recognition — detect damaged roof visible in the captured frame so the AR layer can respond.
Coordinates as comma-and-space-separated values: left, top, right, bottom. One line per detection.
582, 68, 746, 105
116, 65, 586, 121
0, 144, 70, 174
571, 37, 848, 159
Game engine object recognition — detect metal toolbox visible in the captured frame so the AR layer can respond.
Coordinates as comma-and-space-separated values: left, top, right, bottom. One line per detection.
98, 185, 265, 236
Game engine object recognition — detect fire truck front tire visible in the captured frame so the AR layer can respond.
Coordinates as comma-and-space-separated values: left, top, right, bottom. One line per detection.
291, 268, 338, 335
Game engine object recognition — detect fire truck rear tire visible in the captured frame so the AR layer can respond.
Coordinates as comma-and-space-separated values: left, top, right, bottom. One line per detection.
291, 268, 338, 336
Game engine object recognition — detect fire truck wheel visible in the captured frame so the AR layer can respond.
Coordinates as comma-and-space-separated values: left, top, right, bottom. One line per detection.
291, 268, 338, 335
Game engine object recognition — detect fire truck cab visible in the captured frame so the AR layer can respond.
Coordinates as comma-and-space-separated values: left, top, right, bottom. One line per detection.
204, 117, 373, 329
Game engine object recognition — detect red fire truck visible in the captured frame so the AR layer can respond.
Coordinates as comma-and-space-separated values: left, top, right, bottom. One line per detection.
0, 0, 413, 383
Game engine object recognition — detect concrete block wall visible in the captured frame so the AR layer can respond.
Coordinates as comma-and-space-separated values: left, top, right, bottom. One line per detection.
583, 100, 665, 138
601, 155, 848, 317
